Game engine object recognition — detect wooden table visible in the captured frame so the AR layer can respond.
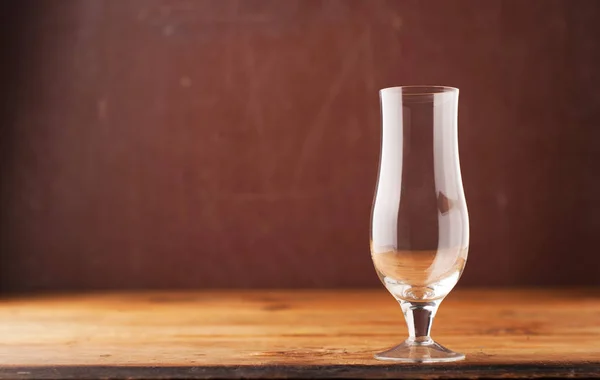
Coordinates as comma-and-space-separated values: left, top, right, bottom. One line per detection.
0, 289, 599, 379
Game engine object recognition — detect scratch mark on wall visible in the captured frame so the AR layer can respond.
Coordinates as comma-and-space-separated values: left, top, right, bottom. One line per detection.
364, 25, 377, 123
364, 26, 376, 92
240, 24, 280, 193
291, 31, 369, 190
224, 0, 239, 90
242, 33, 268, 137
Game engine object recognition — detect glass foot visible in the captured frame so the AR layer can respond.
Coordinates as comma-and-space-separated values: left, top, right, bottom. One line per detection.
374, 339, 465, 363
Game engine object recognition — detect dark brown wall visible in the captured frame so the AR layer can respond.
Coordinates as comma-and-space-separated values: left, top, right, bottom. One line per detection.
1, 0, 600, 292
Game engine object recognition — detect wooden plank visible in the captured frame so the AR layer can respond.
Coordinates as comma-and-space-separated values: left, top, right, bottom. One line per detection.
0, 289, 599, 379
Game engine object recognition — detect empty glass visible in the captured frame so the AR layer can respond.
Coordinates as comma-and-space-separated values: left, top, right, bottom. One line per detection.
371, 86, 469, 362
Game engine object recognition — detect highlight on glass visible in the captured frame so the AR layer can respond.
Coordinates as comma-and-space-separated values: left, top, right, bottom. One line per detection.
371, 86, 469, 362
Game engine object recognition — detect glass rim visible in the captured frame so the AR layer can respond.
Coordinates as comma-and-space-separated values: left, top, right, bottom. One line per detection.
380, 85, 459, 95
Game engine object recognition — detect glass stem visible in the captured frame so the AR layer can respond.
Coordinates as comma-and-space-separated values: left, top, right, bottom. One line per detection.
400, 300, 441, 345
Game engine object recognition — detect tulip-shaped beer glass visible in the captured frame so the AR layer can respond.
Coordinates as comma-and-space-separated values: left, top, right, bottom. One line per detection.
371, 86, 469, 362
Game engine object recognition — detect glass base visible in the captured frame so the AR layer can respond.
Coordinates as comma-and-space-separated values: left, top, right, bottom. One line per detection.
374, 339, 465, 363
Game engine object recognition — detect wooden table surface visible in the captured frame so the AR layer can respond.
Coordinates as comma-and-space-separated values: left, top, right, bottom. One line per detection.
0, 289, 599, 379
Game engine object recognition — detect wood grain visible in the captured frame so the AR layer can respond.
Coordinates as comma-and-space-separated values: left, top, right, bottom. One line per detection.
0, 289, 599, 379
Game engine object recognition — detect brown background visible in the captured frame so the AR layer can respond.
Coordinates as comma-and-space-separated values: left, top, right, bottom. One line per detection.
1, 0, 599, 293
